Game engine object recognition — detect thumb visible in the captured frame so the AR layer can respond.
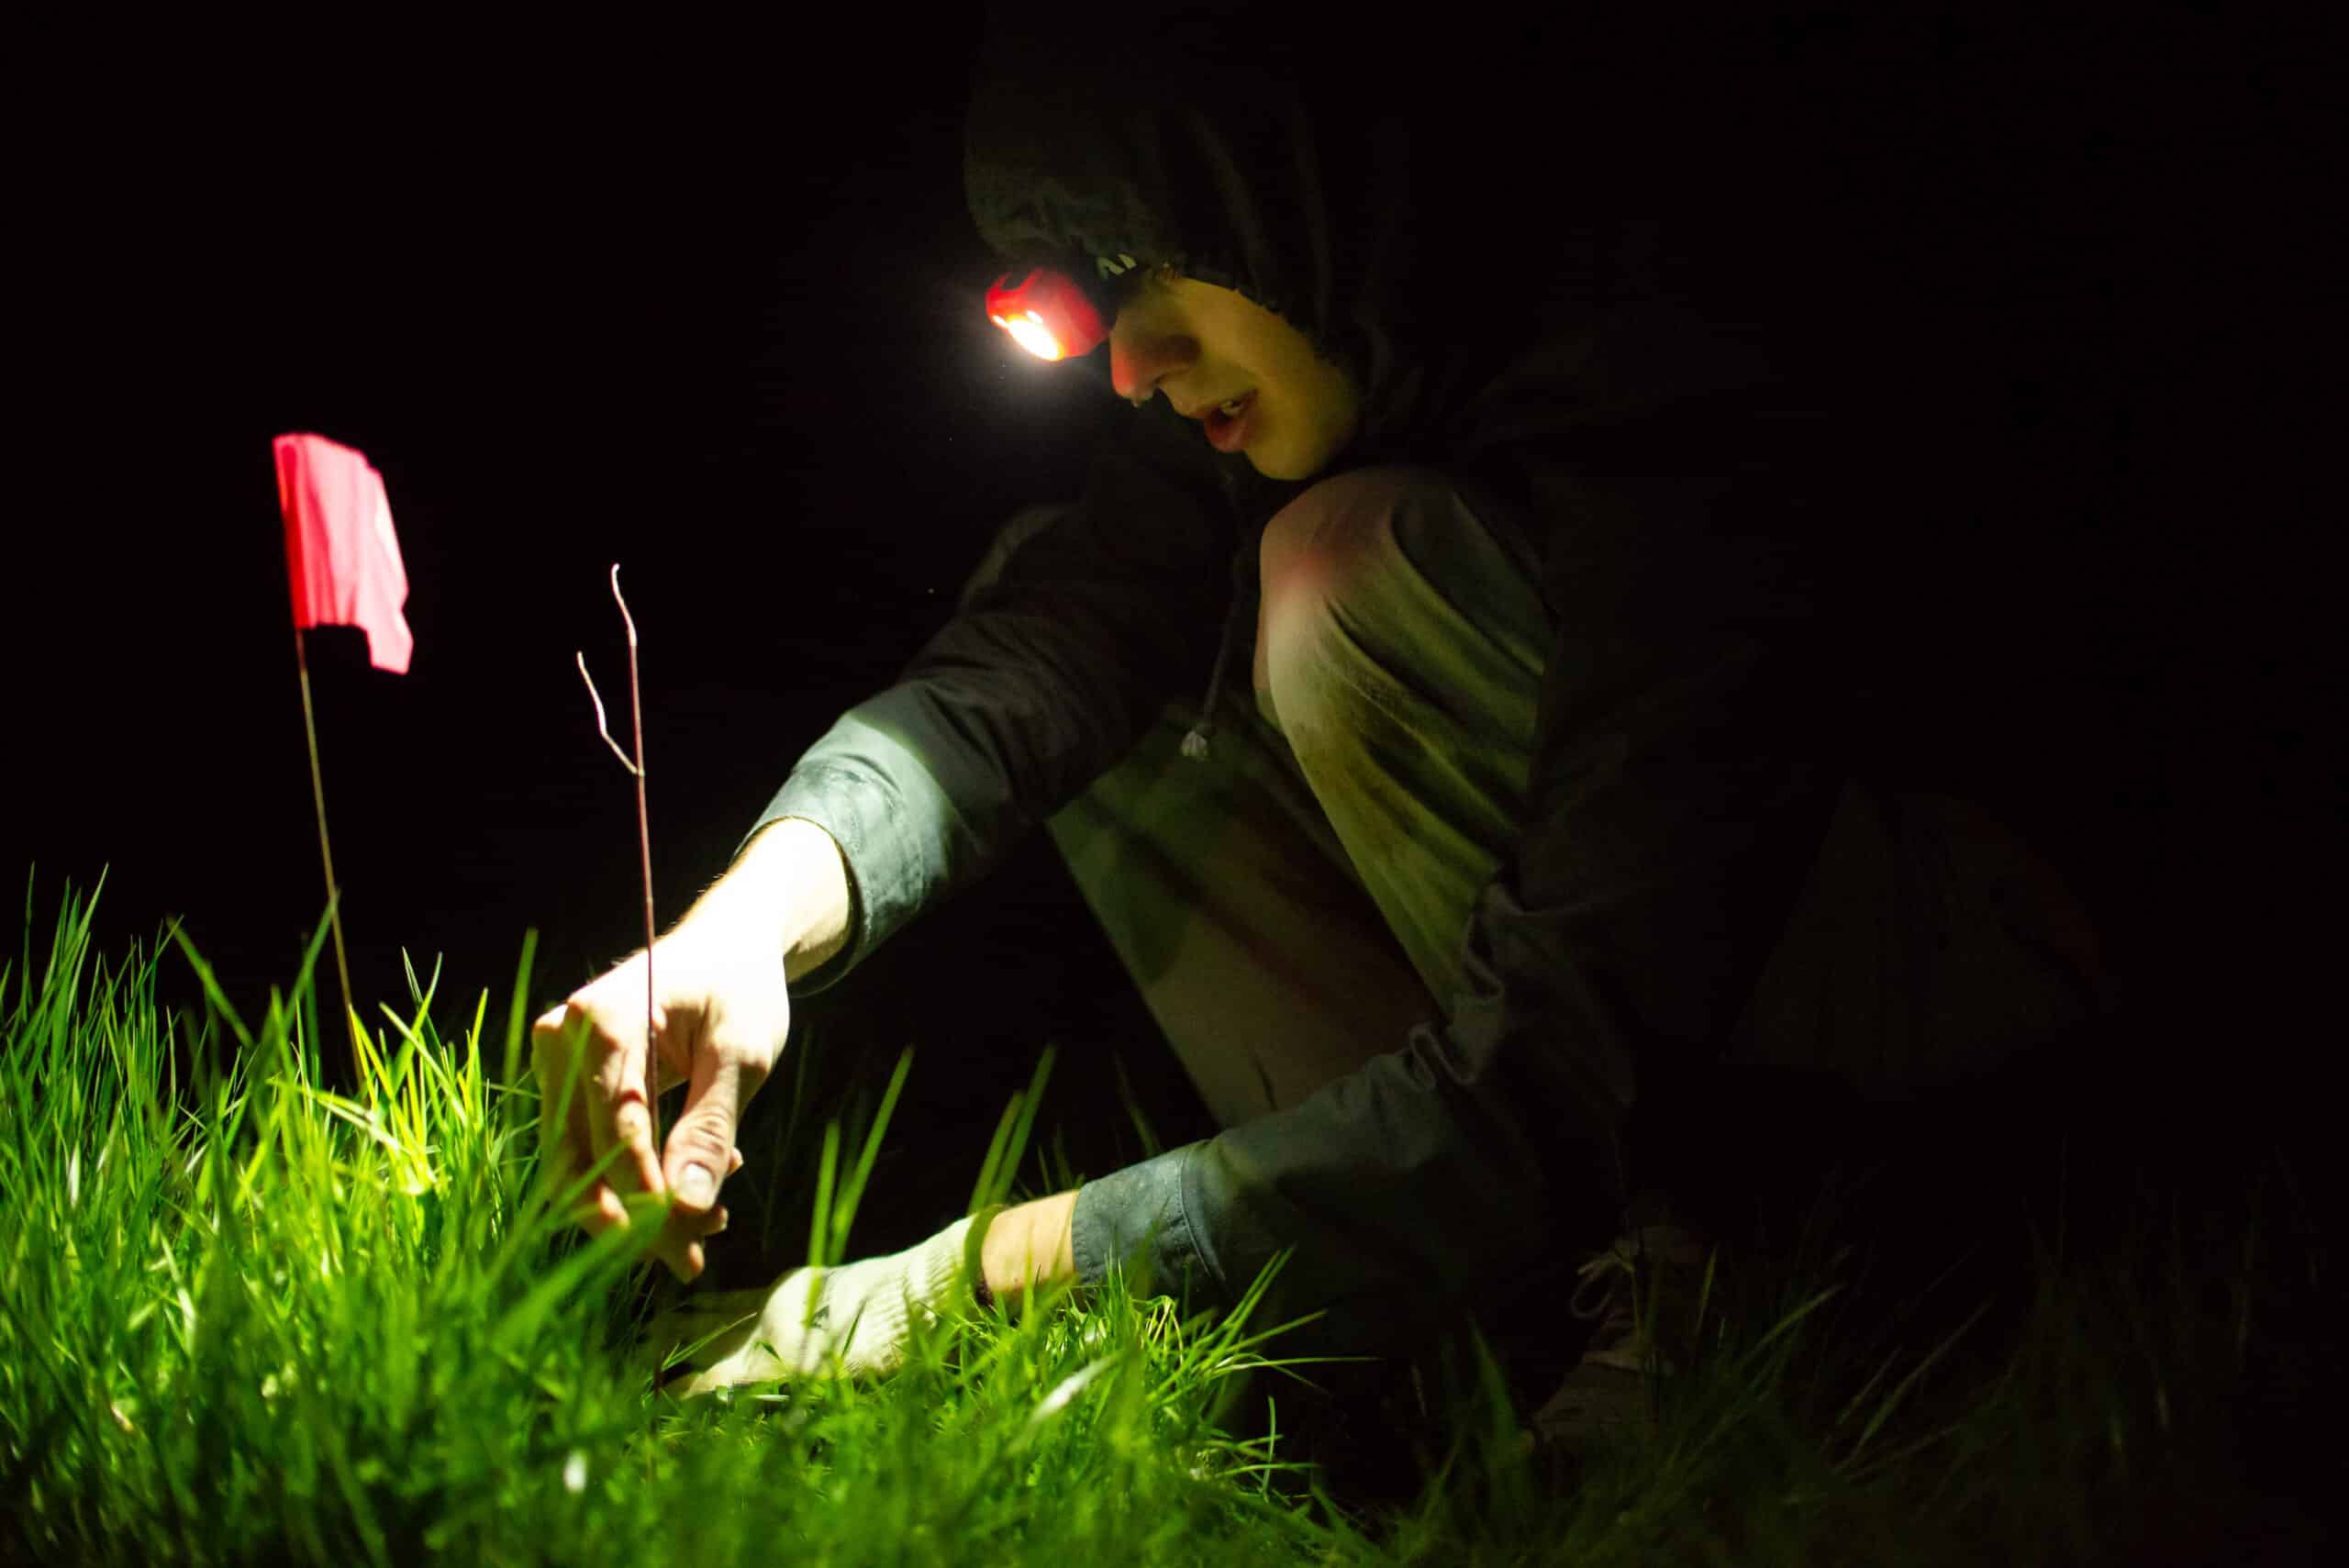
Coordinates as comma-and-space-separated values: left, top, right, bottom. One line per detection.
662, 1047, 749, 1218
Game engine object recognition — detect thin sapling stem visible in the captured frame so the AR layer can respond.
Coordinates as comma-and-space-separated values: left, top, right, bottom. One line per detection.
575, 564, 661, 1207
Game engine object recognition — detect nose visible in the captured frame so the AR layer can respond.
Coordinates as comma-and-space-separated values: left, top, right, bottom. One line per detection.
1108, 320, 1198, 406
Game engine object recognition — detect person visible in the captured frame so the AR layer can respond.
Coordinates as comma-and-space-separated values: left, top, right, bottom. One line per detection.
533, 6, 2127, 1456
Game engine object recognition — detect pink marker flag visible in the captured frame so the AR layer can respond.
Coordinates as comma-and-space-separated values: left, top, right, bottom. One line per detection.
274, 432, 413, 673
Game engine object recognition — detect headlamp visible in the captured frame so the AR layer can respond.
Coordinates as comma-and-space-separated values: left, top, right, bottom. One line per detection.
985, 266, 1110, 361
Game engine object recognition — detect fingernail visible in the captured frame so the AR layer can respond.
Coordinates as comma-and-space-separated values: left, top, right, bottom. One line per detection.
677, 1164, 715, 1207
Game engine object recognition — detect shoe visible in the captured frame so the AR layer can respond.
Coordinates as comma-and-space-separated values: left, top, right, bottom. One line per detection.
1521, 1212, 1714, 1460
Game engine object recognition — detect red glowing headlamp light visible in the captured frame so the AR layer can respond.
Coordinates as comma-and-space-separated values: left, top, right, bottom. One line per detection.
985, 267, 1108, 361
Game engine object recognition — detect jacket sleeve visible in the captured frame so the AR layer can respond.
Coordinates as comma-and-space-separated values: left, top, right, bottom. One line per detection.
1070, 444, 1849, 1362
735, 403, 1241, 993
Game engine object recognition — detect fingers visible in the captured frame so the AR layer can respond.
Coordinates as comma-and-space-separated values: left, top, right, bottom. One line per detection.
665, 1050, 756, 1219
655, 1048, 764, 1283
538, 986, 662, 1189
532, 1006, 613, 1227
533, 998, 655, 1250
529, 949, 773, 1284
650, 1153, 741, 1280
590, 1035, 665, 1205
607, 1070, 665, 1197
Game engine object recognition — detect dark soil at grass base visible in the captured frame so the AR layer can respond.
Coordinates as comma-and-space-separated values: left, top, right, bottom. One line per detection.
1204, 1004, 2345, 1559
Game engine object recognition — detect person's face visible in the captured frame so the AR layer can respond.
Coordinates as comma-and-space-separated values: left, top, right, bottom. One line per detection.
1108, 269, 1363, 482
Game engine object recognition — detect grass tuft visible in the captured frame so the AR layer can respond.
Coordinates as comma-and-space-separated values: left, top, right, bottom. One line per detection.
1, 873, 2334, 1564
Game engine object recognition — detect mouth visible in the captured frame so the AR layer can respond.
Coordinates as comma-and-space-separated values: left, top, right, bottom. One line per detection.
1202, 390, 1257, 453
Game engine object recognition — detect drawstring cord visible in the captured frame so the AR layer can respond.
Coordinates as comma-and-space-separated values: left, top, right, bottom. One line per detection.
1181, 531, 1256, 762
1181, 594, 1240, 761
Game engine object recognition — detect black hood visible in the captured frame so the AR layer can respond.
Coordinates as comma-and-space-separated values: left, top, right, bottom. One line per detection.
962, 6, 1882, 486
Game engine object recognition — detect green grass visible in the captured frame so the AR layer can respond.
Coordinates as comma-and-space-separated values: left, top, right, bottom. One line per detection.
2, 873, 2334, 1565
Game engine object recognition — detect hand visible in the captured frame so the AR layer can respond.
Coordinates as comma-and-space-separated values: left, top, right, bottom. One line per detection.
532, 919, 793, 1282
646, 1212, 993, 1397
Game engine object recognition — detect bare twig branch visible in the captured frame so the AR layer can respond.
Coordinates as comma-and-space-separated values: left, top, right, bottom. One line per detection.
575, 651, 640, 776
611, 562, 638, 650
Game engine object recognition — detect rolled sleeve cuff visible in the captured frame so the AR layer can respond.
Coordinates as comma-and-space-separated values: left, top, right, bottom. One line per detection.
736, 712, 965, 995
1070, 1140, 1225, 1308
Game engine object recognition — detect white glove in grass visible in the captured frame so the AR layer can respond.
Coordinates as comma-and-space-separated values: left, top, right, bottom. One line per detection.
654, 1213, 990, 1396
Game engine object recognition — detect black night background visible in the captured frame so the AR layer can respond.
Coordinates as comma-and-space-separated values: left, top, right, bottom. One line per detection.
9, 7, 2339, 1307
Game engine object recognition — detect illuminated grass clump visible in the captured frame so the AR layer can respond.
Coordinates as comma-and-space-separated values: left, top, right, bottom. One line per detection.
2, 874, 2328, 1565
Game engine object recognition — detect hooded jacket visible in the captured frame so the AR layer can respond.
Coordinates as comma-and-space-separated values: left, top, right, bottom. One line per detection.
744, 6, 2034, 1359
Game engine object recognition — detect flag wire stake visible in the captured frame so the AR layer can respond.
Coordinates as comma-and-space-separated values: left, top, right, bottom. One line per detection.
293, 625, 362, 1080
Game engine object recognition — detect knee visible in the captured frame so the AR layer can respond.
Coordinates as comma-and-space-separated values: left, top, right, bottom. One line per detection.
1253, 465, 1453, 731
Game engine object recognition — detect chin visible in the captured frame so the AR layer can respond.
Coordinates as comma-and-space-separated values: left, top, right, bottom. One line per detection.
1249, 445, 1318, 483
1251, 418, 1356, 483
